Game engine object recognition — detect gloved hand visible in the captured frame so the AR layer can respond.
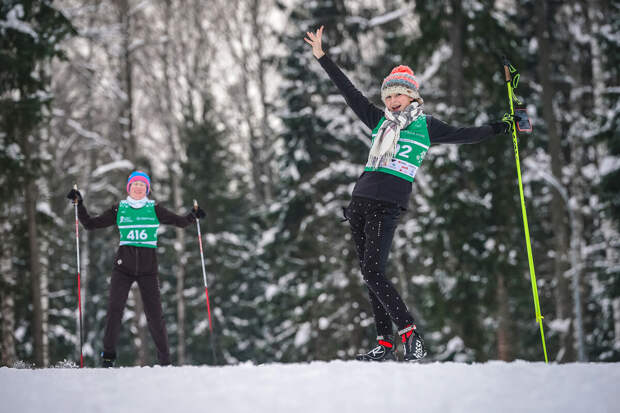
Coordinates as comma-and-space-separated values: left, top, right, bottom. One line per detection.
66, 189, 83, 205
190, 206, 206, 219
491, 113, 514, 135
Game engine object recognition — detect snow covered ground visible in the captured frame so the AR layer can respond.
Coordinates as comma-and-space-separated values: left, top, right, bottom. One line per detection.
1, 361, 618, 413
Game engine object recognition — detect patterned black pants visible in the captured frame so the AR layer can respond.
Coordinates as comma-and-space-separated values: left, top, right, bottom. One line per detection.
346, 197, 414, 338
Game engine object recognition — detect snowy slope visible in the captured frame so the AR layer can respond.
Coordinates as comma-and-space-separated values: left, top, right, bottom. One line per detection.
1, 361, 618, 413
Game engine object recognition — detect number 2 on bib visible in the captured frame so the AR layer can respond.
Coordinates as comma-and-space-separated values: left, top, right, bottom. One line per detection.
396, 144, 413, 158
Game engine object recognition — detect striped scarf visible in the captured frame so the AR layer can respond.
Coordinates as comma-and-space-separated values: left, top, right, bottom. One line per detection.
366, 102, 424, 169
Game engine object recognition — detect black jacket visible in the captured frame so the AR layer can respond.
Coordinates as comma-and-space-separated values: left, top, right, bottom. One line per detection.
78, 202, 194, 276
318, 54, 497, 208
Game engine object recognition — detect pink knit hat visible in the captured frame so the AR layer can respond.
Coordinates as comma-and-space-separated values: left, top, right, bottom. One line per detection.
381, 65, 422, 104
126, 171, 151, 194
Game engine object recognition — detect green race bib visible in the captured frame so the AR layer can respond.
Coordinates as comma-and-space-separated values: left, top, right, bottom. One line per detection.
116, 200, 159, 248
365, 115, 430, 182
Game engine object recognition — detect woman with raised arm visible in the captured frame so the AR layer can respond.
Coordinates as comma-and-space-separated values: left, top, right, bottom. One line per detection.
304, 26, 510, 362
67, 171, 205, 367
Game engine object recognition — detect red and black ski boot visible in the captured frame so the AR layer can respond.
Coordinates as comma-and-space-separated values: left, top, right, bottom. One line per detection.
356, 337, 397, 361
399, 325, 427, 361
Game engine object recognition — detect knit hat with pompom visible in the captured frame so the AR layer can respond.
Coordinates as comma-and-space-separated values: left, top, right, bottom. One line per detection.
381, 65, 422, 104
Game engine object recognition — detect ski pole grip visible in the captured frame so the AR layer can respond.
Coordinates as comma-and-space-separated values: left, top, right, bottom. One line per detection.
193, 199, 198, 211
502, 55, 511, 82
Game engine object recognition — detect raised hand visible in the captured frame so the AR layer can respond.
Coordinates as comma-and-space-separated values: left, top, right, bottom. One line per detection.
66, 188, 83, 205
304, 25, 325, 59
191, 206, 206, 219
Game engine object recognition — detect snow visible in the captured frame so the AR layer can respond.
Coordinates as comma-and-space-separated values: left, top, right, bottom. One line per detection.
1, 362, 618, 413
294, 322, 311, 346
5, 143, 23, 160
91, 160, 135, 177
346, 6, 415, 28
548, 318, 572, 334
0, 5, 38, 40
368, 6, 415, 27
66, 119, 104, 142
600, 155, 620, 176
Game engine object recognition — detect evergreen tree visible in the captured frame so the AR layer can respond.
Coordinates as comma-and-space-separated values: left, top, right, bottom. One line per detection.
0, 0, 75, 366
176, 96, 257, 364
586, 0, 620, 361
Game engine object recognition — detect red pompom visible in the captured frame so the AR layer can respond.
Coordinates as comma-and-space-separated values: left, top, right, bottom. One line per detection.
390, 65, 414, 76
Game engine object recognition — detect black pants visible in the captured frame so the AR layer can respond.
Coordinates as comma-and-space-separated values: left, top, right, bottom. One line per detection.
102, 269, 171, 365
346, 197, 414, 338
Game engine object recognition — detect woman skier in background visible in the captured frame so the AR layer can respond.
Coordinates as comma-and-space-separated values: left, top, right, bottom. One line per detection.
304, 26, 511, 361
67, 171, 205, 367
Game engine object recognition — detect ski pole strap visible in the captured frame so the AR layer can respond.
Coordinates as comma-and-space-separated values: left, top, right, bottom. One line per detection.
503, 56, 520, 89
502, 113, 514, 133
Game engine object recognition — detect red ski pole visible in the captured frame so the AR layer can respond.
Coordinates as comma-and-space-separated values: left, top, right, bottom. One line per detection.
194, 200, 217, 362
72, 184, 84, 368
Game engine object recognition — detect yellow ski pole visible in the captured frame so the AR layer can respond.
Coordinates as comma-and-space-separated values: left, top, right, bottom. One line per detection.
503, 57, 548, 363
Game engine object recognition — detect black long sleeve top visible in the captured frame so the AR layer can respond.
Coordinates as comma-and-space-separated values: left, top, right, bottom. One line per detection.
78, 202, 194, 276
318, 54, 497, 208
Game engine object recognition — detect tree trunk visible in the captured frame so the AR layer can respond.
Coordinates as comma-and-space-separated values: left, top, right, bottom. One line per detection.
448, 0, 464, 110
160, 0, 187, 364
39, 227, 49, 367
25, 181, 45, 367
613, 298, 620, 351
118, 0, 136, 162
0, 224, 17, 366
496, 272, 512, 361
217, 0, 274, 203
129, 290, 149, 366
116, 0, 148, 365
252, 0, 275, 202
535, 0, 574, 362
587, 0, 605, 115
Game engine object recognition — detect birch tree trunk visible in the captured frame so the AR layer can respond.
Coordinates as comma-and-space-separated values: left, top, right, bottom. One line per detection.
117, 0, 136, 162
216, 0, 276, 203
39, 230, 49, 366
587, 0, 605, 116
449, 0, 464, 110
613, 298, 620, 351
161, 0, 187, 365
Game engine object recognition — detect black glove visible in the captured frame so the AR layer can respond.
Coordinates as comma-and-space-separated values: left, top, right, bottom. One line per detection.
190, 207, 206, 219
66, 189, 83, 205
490, 113, 514, 135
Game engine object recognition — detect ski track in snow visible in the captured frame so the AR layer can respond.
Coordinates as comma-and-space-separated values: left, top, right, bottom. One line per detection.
1, 361, 618, 413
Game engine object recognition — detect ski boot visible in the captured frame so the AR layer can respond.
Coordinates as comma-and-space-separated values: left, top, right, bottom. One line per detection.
101, 351, 116, 368
399, 325, 427, 362
356, 337, 397, 361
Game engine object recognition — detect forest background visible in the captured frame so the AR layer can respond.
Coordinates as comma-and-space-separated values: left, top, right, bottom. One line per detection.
1, 0, 618, 367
